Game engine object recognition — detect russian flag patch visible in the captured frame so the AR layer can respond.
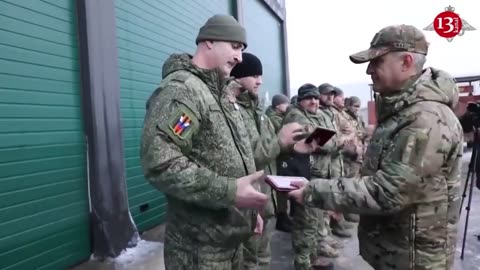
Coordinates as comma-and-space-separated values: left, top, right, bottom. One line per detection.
168, 108, 195, 139
172, 113, 191, 135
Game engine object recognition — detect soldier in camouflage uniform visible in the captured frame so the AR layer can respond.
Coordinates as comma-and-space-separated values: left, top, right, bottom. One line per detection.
140, 15, 299, 270
229, 52, 276, 270
331, 87, 359, 177
330, 88, 362, 223
289, 24, 464, 270
344, 96, 367, 178
282, 84, 337, 270
316, 84, 345, 179
265, 93, 294, 232
266, 94, 290, 133
228, 53, 322, 269
317, 84, 353, 238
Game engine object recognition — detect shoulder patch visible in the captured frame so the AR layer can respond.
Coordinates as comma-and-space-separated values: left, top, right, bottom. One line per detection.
168, 105, 196, 139
157, 102, 199, 153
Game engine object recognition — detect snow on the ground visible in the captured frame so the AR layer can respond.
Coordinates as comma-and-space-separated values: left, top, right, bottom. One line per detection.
111, 240, 163, 266
87, 239, 164, 268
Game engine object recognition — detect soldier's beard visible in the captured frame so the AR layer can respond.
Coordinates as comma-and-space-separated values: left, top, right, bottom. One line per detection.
320, 100, 330, 107
247, 89, 258, 100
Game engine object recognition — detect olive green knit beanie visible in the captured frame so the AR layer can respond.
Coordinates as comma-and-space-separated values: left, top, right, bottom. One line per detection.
196, 14, 247, 48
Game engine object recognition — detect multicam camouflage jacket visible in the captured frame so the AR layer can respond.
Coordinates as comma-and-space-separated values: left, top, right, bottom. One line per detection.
331, 105, 355, 139
344, 108, 368, 164
319, 107, 344, 178
140, 53, 258, 254
304, 68, 464, 270
330, 105, 360, 165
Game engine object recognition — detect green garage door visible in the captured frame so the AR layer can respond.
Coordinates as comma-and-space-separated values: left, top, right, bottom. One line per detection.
0, 1, 91, 270
244, 0, 286, 106
115, 0, 233, 232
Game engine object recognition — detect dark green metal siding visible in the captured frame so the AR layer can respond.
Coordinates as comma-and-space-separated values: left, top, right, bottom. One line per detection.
0, 1, 91, 269
243, 0, 286, 106
114, 0, 233, 232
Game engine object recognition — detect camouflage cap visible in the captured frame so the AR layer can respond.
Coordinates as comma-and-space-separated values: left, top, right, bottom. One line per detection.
333, 87, 344, 96
349, 24, 429, 64
318, 83, 335, 95
297, 83, 319, 101
349, 96, 361, 106
272, 94, 290, 107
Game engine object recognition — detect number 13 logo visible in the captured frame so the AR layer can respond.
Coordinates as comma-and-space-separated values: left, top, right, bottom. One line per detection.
433, 11, 462, 38
423, 6, 476, 41
436, 16, 458, 33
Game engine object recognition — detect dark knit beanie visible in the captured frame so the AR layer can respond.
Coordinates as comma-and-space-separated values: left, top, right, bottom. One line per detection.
272, 94, 290, 107
196, 14, 247, 48
318, 83, 335, 95
230, 52, 262, 78
297, 83, 319, 101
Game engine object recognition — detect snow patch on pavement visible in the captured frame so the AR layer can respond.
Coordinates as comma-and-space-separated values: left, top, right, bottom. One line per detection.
112, 240, 163, 266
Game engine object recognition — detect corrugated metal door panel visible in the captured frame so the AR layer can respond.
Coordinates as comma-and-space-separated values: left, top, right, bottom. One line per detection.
243, 0, 286, 107
0, 1, 91, 269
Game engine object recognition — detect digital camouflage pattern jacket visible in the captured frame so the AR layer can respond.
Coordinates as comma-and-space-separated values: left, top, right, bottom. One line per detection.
235, 90, 279, 218
140, 53, 257, 256
265, 105, 285, 133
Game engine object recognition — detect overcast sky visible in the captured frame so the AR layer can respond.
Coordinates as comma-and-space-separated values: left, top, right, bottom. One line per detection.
285, 0, 480, 106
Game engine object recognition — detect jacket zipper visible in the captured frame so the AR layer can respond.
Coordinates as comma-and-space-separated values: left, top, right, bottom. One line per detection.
410, 211, 416, 269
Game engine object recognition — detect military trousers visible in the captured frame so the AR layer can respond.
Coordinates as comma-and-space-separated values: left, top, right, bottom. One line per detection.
310, 174, 330, 243
163, 238, 243, 270
291, 200, 324, 270
317, 211, 329, 240
242, 217, 273, 270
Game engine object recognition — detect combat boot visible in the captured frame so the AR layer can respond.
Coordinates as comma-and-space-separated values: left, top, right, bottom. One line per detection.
324, 235, 344, 249
330, 216, 352, 238
317, 242, 339, 258
310, 255, 334, 270
311, 257, 335, 270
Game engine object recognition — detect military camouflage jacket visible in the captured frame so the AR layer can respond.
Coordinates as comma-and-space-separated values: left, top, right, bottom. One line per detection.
331, 106, 359, 161
345, 109, 368, 163
235, 91, 279, 175
319, 107, 344, 178
304, 68, 464, 270
265, 106, 284, 133
140, 53, 258, 253
331, 106, 355, 137
236, 91, 278, 218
